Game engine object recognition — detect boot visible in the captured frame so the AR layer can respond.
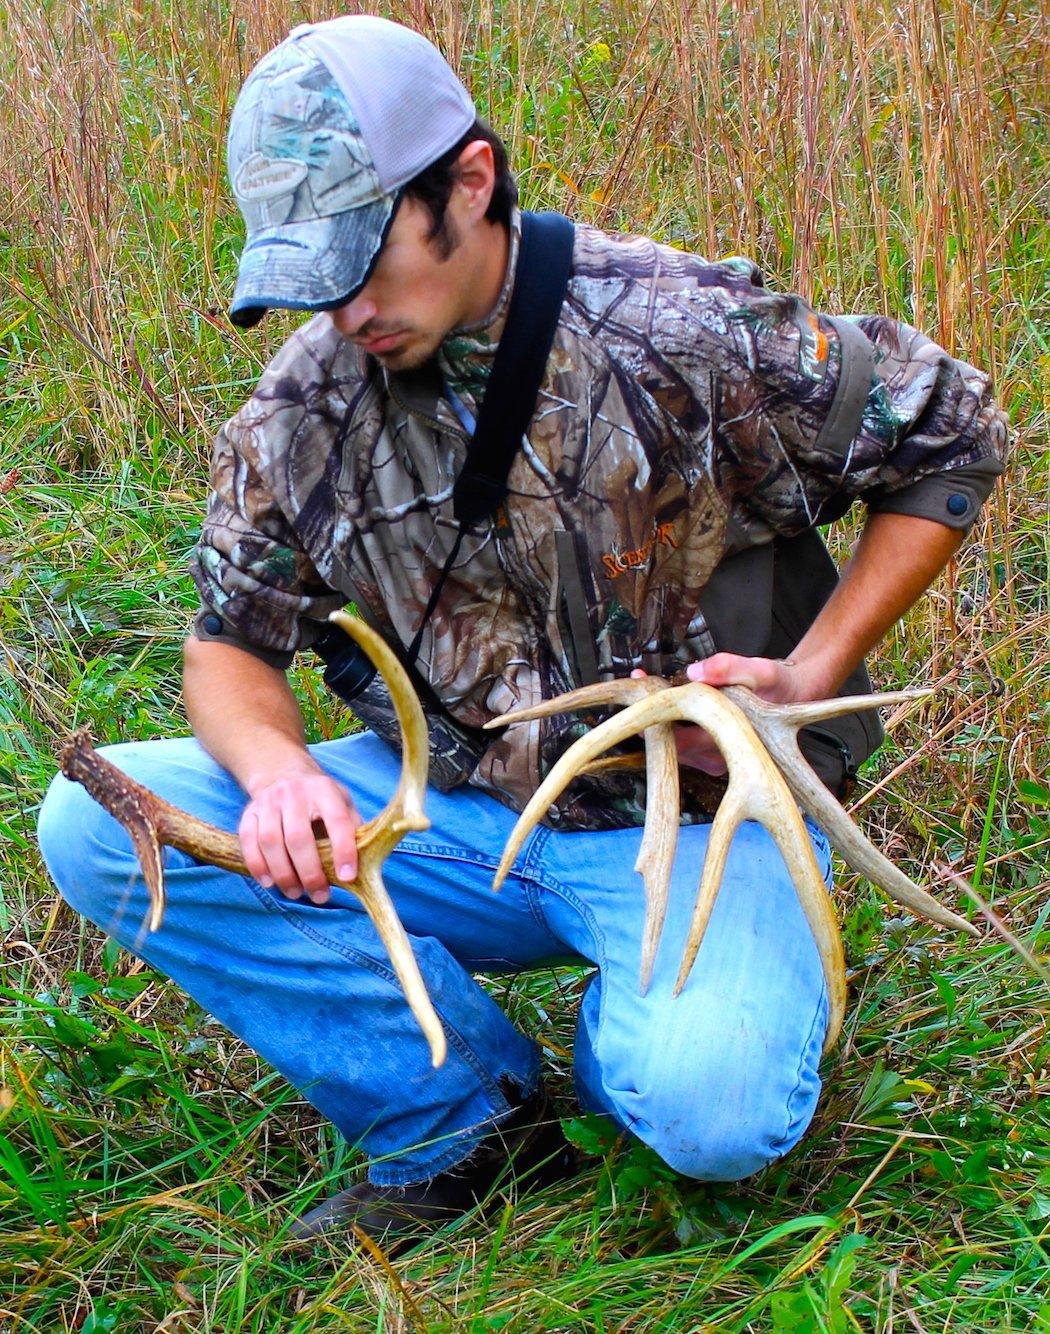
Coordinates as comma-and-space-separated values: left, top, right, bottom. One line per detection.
287, 1086, 577, 1244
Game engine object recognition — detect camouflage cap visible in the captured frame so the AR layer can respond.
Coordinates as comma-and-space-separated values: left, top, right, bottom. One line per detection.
227, 15, 477, 328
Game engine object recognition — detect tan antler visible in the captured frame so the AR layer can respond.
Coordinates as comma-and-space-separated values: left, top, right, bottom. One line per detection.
482, 678, 680, 992
718, 686, 977, 938
60, 611, 447, 1068
487, 679, 975, 1054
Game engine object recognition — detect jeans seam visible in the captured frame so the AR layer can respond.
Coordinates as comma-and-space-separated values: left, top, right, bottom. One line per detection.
517, 830, 628, 1118
396, 840, 501, 868
769, 978, 828, 1158
513, 855, 608, 1018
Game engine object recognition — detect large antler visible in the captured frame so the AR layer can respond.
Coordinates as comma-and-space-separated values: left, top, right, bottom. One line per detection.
486, 679, 977, 1054
60, 611, 448, 1068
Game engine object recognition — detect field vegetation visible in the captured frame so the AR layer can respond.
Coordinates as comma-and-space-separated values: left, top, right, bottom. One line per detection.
1, 0, 1047, 1328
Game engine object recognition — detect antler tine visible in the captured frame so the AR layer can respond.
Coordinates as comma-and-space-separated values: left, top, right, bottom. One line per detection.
635, 720, 680, 993
665, 685, 846, 1050
60, 613, 447, 1068
325, 612, 444, 1066
482, 678, 667, 730
490, 685, 678, 890
492, 688, 692, 891
722, 686, 977, 937
489, 676, 682, 989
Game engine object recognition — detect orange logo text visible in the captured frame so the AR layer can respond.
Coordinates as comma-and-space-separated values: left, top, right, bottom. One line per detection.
601, 520, 679, 579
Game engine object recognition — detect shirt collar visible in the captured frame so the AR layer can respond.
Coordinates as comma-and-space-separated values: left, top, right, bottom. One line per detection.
435, 207, 521, 410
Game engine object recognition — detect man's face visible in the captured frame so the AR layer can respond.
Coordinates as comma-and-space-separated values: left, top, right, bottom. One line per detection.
329, 192, 495, 372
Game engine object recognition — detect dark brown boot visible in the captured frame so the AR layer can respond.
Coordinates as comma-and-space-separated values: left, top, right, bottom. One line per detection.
287, 1088, 576, 1245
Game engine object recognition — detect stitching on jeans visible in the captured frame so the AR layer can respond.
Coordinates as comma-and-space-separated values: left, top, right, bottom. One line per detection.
397, 832, 557, 939
520, 825, 550, 880
770, 977, 828, 1157
516, 832, 635, 1115
396, 839, 502, 869
510, 827, 559, 934
536, 871, 624, 1124
516, 862, 607, 1019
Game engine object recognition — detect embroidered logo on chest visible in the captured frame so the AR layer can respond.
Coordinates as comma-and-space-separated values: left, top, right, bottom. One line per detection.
601, 520, 680, 579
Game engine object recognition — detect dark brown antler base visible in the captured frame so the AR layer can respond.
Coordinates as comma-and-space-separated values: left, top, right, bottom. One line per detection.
61, 728, 245, 931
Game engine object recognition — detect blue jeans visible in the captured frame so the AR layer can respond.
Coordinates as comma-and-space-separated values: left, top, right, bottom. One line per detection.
38, 732, 831, 1187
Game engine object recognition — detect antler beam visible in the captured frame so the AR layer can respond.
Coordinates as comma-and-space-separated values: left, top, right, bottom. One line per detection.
60, 611, 447, 1068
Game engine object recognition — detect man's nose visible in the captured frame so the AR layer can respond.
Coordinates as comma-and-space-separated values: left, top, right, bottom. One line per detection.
330, 293, 378, 337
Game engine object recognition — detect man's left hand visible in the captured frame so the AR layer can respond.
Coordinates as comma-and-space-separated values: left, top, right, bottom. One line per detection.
632, 654, 811, 776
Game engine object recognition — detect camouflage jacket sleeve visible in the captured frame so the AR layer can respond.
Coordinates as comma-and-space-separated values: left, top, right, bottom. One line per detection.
712, 293, 1010, 538
188, 417, 343, 668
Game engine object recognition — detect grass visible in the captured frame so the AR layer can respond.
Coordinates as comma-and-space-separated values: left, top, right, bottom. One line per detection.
1, 0, 1047, 1328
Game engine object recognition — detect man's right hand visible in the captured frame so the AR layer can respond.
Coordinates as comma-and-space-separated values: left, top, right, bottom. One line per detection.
240, 761, 362, 904
183, 636, 363, 905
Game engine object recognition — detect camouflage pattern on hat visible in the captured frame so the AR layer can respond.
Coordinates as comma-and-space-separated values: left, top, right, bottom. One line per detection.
227, 44, 396, 325
225, 16, 478, 327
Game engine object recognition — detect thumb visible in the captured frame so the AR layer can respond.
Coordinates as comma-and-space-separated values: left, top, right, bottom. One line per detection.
685, 653, 765, 690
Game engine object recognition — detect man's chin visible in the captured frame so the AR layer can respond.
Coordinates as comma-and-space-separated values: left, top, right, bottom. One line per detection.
373, 336, 441, 372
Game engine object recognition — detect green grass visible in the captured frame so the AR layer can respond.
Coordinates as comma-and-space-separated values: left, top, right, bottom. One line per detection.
1, 0, 1047, 1328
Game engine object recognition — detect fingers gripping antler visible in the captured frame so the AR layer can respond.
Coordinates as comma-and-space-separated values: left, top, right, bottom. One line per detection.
488, 683, 847, 1049
60, 611, 447, 1068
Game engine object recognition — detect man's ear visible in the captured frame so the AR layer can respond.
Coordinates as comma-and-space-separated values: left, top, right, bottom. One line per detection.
453, 140, 496, 220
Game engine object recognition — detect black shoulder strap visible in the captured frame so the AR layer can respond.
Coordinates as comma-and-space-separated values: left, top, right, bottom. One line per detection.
321, 210, 575, 685
452, 209, 575, 526
402, 210, 574, 666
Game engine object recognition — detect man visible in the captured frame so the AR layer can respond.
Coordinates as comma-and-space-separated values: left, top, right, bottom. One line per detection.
39, 15, 1008, 1243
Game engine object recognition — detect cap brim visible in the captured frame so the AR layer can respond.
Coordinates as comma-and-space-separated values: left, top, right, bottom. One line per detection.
228, 190, 400, 328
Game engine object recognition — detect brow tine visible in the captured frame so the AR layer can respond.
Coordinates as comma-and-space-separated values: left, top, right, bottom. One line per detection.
483, 677, 668, 730
492, 690, 695, 889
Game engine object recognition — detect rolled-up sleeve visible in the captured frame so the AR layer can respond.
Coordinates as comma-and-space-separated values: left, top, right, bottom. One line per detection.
189, 419, 343, 667
714, 294, 1010, 535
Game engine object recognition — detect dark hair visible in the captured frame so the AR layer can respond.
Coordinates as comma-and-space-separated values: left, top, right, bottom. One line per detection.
403, 117, 517, 258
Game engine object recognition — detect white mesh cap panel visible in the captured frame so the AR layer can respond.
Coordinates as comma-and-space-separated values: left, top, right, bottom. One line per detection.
291, 16, 477, 193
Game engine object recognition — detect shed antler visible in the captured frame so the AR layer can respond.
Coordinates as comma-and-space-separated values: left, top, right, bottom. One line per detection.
486, 679, 977, 1053
60, 611, 447, 1068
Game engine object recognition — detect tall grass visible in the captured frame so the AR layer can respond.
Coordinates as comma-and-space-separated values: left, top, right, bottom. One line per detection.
1, 0, 1047, 1328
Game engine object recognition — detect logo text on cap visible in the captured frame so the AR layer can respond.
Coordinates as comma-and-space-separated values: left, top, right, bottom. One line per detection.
234, 152, 309, 201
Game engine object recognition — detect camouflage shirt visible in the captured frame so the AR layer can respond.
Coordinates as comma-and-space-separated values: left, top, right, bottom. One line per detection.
191, 211, 1008, 829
